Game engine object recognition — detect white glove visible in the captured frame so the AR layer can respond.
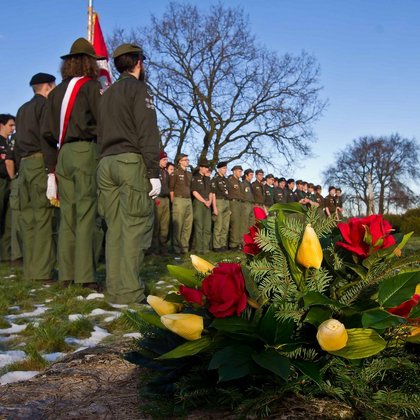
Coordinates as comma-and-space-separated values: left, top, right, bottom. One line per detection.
46, 173, 58, 200
149, 178, 161, 198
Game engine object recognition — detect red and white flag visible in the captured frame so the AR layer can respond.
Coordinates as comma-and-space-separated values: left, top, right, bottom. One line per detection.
92, 12, 112, 90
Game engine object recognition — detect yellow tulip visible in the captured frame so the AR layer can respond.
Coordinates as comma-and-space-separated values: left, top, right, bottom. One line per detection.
190, 255, 215, 274
415, 284, 420, 295
147, 295, 182, 316
316, 319, 348, 351
296, 224, 323, 269
161, 313, 204, 341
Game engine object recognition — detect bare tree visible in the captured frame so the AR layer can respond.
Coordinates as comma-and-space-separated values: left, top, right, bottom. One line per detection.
108, 2, 326, 167
323, 134, 419, 215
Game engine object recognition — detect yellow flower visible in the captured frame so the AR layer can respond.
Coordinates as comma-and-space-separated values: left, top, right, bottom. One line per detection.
296, 224, 323, 269
190, 255, 215, 274
316, 319, 348, 351
410, 326, 420, 337
146, 295, 182, 316
160, 313, 204, 341
415, 284, 420, 295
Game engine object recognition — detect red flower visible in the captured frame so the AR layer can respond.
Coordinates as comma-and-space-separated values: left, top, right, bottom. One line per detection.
179, 285, 204, 305
201, 263, 247, 318
254, 207, 267, 221
243, 225, 262, 255
387, 294, 420, 318
336, 214, 395, 259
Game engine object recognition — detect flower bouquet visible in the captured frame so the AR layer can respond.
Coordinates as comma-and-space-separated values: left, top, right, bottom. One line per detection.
126, 204, 420, 417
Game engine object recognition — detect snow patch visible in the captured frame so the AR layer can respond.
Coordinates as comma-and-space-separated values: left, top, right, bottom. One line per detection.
43, 352, 66, 362
0, 350, 27, 368
123, 332, 142, 339
86, 293, 105, 300
6, 306, 48, 320
65, 326, 110, 348
3, 274, 16, 279
68, 314, 84, 321
8, 306, 20, 311
109, 303, 128, 309
104, 313, 121, 322
0, 371, 39, 385
76, 295, 84, 301
0, 323, 27, 335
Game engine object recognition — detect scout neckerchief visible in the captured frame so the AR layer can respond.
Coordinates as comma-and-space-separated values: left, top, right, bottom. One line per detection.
58, 76, 91, 149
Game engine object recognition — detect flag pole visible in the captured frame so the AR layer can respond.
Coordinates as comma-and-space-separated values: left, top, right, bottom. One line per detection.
87, 0, 94, 42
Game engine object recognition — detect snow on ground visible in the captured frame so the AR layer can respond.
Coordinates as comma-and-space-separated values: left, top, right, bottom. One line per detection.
42, 352, 66, 362
109, 303, 128, 309
68, 314, 84, 321
85, 293, 105, 300
65, 326, 110, 347
6, 305, 48, 320
0, 323, 28, 335
0, 335, 19, 342
3, 274, 16, 279
0, 350, 27, 368
0, 371, 39, 385
8, 306, 20, 311
123, 332, 142, 339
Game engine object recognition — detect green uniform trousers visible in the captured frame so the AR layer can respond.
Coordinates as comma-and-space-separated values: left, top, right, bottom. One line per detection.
172, 197, 193, 253
0, 178, 9, 260
192, 200, 211, 254
18, 154, 55, 280
229, 199, 244, 248
213, 198, 230, 250
150, 196, 170, 254
97, 153, 153, 304
243, 201, 255, 233
56, 142, 97, 284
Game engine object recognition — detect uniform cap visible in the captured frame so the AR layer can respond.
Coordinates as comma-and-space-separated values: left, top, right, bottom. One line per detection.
231, 165, 243, 171
198, 158, 210, 168
159, 151, 168, 160
315, 185, 322, 190
216, 161, 228, 169
255, 169, 264, 175
29, 73, 56, 86
287, 178, 295, 184
279, 177, 286, 182
296, 179, 303, 185
244, 168, 254, 176
266, 173, 274, 179
112, 43, 146, 60
61, 38, 106, 60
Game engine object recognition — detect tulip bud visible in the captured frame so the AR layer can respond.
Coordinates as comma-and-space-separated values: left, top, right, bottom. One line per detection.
296, 224, 323, 269
316, 319, 348, 351
147, 295, 182, 316
161, 313, 204, 341
190, 255, 215, 274
416, 284, 420, 295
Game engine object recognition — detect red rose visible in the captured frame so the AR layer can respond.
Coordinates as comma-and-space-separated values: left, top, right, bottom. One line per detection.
253, 206, 267, 221
179, 285, 204, 305
201, 263, 247, 318
387, 294, 420, 318
243, 225, 262, 255
336, 214, 395, 259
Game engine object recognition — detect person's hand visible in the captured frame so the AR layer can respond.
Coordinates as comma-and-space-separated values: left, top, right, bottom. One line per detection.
46, 173, 57, 199
149, 178, 161, 198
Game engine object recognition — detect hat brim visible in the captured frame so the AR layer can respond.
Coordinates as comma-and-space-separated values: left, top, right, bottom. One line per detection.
60, 52, 107, 60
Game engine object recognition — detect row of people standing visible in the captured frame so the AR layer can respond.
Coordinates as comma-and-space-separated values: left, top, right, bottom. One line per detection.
151, 157, 345, 256
6, 38, 161, 305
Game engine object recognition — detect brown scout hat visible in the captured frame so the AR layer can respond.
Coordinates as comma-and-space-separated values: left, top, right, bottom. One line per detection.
198, 158, 210, 168
61, 38, 106, 60
112, 43, 147, 60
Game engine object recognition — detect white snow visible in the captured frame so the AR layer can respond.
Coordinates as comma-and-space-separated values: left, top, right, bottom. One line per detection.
42, 352, 66, 362
109, 303, 128, 309
123, 332, 142, 339
65, 326, 110, 348
45, 299, 53, 303
86, 293, 105, 300
68, 314, 84, 321
3, 274, 17, 279
6, 306, 48, 320
0, 371, 39, 385
76, 295, 84, 301
0, 335, 19, 343
0, 350, 27, 368
0, 323, 27, 335
8, 306, 20, 311
104, 313, 121, 322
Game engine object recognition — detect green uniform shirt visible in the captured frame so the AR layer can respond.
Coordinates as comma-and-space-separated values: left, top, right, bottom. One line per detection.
15, 94, 57, 172
285, 188, 299, 203
324, 194, 336, 212
211, 173, 229, 199
191, 173, 211, 200
170, 167, 192, 198
0, 135, 9, 179
315, 193, 324, 208
98, 73, 159, 178
227, 175, 243, 200
264, 185, 274, 206
251, 180, 265, 204
273, 187, 286, 203
242, 180, 254, 203
335, 196, 343, 208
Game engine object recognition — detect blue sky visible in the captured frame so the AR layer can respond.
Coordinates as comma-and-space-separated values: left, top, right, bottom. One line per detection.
1, 0, 419, 191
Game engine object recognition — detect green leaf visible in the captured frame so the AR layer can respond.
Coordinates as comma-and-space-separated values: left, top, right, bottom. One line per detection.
270, 203, 307, 215
157, 336, 212, 359
241, 266, 262, 304
136, 311, 166, 329
210, 317, 257, 334
252, 349, 290, 380
290, 359, 322, 385
362, 308, 406, 329
209, 345, 254, 382
408, 303, 420, 319
329, 328, 386, 359
303, 291, 346, 309
164, 293, 184, 303
258, 304, 295, 344
167, 265, 201, 287
304, 306, 332, 327
343, 262, 367, 280
378, 271, 420, 307
395, 231, 413, 251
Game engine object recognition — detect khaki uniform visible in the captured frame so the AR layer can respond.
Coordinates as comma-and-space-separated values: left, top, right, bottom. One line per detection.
324, 194, 336, 217
97, 73, 159, 304
43, 77, 101, 284
264, 185, 274, 208
15, 94, 56, 279
191, 173, 211, 253
0, 135, 10, 261
211, 173, 230, 250
285, 188, 299, 203
242, 179, 255, 230
227, 175, 244, 249
273, 187, 287, 204
170, 167, 192, 254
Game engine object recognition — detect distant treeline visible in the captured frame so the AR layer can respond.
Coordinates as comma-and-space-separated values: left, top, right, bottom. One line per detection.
384, 208, 420, 235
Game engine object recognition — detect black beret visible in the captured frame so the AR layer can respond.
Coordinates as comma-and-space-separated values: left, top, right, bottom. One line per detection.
217, 161, 228, 169
198, 158, 210, 167
29, 73, 56, 86
231, 165, 243, 171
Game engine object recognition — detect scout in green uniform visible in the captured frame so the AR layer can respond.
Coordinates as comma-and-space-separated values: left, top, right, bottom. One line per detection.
170, 153, 193, 254
251, 169, 265, 210
150, 151, 170, 255
191, 159, 212, 254
285, 178, 299, 203
274, 177, 287, 204
242, 168, 255, 230
15, 73, 56, 280
43, 38, 103, 288
263, 174, 275, 210
97, 43, 161, 304
335, 187, 344, 220
0, 114, 16, 261
227, 165, 244, 250
324, 186, 337, 218
211, 162, 230, 251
